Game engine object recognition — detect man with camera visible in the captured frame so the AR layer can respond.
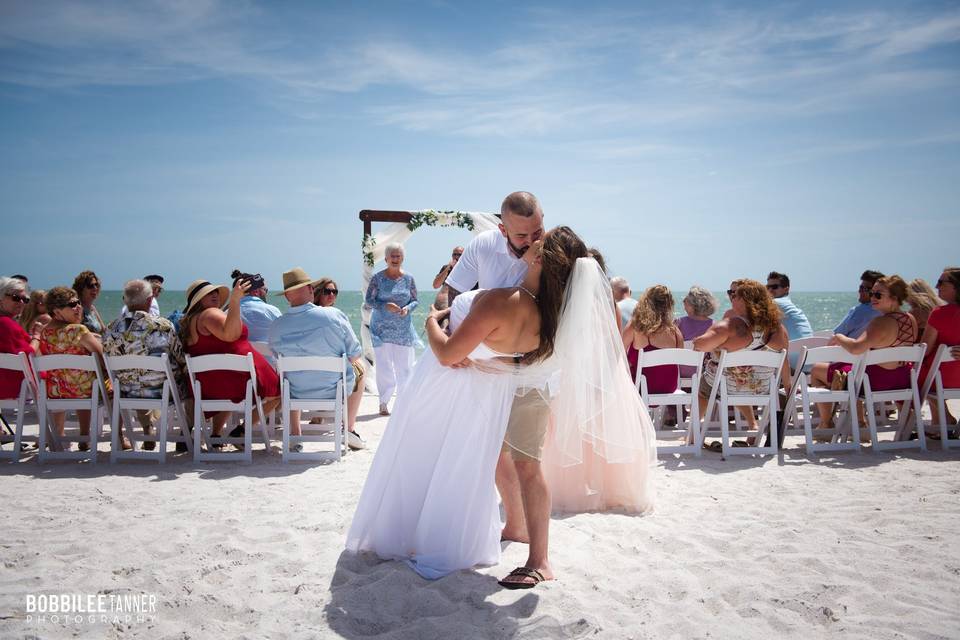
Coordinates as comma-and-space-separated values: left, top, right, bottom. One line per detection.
231, 269, 281, 343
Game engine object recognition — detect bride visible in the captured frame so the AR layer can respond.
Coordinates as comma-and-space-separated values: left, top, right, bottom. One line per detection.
345, 226, 655, 579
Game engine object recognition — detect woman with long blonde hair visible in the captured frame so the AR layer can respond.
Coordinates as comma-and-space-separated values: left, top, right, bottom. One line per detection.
18, 289, 51, 335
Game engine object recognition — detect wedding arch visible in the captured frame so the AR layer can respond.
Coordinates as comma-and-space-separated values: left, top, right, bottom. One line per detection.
357, 209, 501, 388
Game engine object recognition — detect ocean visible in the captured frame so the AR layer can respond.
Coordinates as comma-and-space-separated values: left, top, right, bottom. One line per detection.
90, 290, 856, 350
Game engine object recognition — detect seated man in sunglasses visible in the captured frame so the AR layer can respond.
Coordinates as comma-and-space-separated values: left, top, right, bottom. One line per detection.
766, 271, 813, 341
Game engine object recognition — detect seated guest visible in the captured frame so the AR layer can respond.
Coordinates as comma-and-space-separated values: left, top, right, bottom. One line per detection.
622, 285, 683, 394
694, 279, 789, 442
676, 285, 717, 378
611, 277, 637, 329
120, 274, 164, 317
269, 267, 367, 451
313, 277, 340, 308
906, 277, 944, 339
103, 279, 190, 451
431, 246, 465, 310
919, 267, 960, 428
73, 270, 106, 334
39, 286, 122, 450
181, 278, 281, 444
834, 270, 884, 338
18, 289, 51, 335
766, 271, 813, 340
231, 269, 281, 343
808, 275, 917, 432
0, 277, 40, 402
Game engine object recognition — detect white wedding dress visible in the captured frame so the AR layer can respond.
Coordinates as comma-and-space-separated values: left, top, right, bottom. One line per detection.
345, 290, 519, 579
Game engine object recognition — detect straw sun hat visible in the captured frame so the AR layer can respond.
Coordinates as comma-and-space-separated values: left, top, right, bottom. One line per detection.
183, 279, 229, 313
277, 267, 322, 295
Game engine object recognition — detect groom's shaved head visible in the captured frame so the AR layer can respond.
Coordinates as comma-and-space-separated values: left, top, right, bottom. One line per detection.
501, 191, 542, 218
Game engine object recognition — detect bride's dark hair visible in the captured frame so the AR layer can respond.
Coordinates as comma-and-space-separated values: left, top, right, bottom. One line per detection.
530, 225, 588, 362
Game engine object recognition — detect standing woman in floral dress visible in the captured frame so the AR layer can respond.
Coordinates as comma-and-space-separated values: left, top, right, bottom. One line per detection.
366, 242, 419, 415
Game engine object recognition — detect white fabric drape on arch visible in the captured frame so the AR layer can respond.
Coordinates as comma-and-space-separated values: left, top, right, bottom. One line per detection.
360, 211, 500, 393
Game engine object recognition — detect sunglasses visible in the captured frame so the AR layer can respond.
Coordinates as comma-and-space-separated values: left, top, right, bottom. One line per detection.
58, 300, 82, 309
6, 293, 29, 304
321, 288, 339, 296
452, 252, 463, 258
936, 279, 951, 288
766, 284, 782, 290
858, 285, 872, 293
726, 289, 737, 297
870, 291, 885, 300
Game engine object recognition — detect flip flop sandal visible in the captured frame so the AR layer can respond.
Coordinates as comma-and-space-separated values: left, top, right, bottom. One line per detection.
702, 441, 723, 452
498, 567, 546, 590
731, 440, 750, 448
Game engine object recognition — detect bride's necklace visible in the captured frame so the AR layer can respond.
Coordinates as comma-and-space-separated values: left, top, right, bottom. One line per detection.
518, 285, 537, 301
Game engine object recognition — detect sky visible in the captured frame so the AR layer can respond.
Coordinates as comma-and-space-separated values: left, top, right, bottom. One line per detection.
1, 0, 958, 291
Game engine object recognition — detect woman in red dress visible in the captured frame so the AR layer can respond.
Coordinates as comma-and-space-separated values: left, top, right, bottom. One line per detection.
181, 278, 280, 442
920, 267, 960, 427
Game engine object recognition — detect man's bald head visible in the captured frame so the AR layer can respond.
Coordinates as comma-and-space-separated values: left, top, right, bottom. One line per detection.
501, 191, 542, 219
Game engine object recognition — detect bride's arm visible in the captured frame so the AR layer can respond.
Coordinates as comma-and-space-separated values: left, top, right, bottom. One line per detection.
426, 294, 503, 366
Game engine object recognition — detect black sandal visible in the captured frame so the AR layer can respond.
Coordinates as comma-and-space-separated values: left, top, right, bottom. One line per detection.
498, 566, 547, 590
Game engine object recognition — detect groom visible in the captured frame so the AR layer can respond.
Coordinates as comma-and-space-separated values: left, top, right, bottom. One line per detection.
445, 191, 553, 588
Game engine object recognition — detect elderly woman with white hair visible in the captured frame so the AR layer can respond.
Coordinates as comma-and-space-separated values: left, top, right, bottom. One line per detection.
0, 276, 41, 403
365, 242, 420, 415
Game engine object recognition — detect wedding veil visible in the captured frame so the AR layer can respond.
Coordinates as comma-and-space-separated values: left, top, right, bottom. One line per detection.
506, 257, 658, 466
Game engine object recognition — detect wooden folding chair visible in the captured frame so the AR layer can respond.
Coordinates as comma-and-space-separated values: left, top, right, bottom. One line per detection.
635, 348, 703, 457
919, 344, 960, 449
0, 352, 40, 461
185, 353, 270, 463
104, 353, 191, 463
36, 354, 108, 463
277, 355, 348, 463
857, 345, 927, 453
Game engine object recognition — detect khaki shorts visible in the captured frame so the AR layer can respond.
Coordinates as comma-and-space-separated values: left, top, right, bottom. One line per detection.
502, 387, 551, 462
351, 360, 365, 394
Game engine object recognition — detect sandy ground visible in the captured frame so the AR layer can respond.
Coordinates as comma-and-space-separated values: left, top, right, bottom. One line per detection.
1, 394, 959, 639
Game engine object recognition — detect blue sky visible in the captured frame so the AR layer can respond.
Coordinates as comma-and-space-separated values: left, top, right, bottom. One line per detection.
1, 0, 958, 291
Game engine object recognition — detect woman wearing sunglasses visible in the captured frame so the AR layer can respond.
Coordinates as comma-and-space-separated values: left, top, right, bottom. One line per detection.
313, 278, 340, 308
918, 267, 960, 429
39, 286, 116, 451
808, 275, 918, 433
72, 270, 106, 334
0, 276, 41, 403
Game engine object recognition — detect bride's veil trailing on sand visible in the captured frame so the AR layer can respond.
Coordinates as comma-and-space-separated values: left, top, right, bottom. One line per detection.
506, 256, 657, 470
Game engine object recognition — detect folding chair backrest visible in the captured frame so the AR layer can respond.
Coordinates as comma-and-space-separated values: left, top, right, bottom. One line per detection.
862, 345, 926, 368
277, 355, 346, 378
34, 354, 99, 373
719, 349, 785, 370
921, 344, 956, 399
812, 329, 834, 338
789, 337, 830, 358
250, 341, 273, 359
637, 348, 704, 370
800, 345, 861, 368
0, 352, 36, 398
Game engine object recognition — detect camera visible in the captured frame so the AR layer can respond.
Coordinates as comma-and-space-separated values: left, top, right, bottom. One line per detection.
231, 269, 265, 291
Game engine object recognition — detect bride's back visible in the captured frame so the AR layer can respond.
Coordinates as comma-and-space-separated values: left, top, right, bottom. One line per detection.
459, 288, 541, 358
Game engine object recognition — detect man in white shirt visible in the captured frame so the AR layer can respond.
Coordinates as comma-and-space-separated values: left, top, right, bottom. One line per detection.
610, 276, 636, 328
445, 191, 554, 588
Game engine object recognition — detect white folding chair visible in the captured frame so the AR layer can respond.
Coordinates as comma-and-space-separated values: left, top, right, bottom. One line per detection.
104, 353, 191, 463
920, 344, 960, 449
0, 352, 40, 461
812, 329, 834, 338
277, 355, 348, 463
635, 348, 703, 457
36, 354, 108, 463
185, 353, 270, 463
701, 349, 786, 457
790, 346, 864, 454
856, 345, 927, 453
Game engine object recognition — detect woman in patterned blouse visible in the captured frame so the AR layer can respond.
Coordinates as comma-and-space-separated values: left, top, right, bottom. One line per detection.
366, 243, 419, 415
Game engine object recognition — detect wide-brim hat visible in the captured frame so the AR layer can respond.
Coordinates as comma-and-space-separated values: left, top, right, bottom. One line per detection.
184, 279, 230, 314
278, 267, 322, 295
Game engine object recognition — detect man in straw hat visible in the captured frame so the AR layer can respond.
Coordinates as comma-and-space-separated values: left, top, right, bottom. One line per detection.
268, 267, 367, 451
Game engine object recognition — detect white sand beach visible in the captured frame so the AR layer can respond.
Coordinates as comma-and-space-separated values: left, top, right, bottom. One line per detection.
2, 393, 959, 639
